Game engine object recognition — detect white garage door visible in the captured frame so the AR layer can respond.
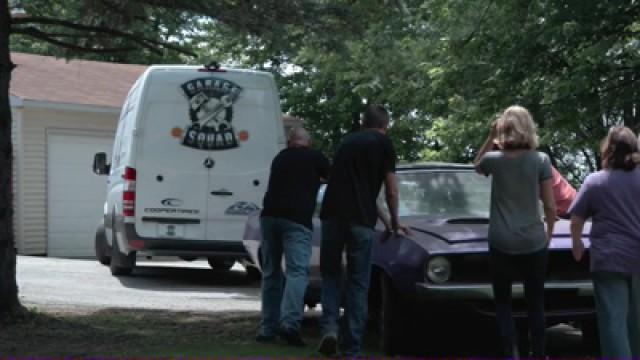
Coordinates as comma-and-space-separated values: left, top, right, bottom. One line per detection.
47, 132, 113, 257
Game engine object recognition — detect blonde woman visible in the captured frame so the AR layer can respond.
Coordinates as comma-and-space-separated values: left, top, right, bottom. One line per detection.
570, 126, 640, 358
474, 105, 556, 358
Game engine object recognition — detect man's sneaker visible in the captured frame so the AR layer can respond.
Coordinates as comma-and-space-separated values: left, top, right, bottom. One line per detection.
277, 327, 306, 347
255, 334, 277, 343
317, 334, 338, 356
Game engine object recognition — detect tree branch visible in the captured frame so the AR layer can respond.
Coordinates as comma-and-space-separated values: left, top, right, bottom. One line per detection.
11, 16, 196, 57
539, 77, 640, 109
11, 27, 139, 54
21, 32, 114, 39
460, 0, 495, 46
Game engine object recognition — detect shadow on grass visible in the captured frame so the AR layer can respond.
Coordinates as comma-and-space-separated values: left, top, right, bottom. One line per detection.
0, 307, 380, 357
0, 307, 595, 357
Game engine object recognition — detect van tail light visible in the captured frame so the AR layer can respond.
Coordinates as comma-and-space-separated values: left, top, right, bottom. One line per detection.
123, 167, 136, 219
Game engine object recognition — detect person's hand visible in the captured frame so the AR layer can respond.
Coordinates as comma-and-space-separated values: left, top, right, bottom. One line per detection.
393, 223, 412, 237
572, 239, 585, 262
381, 223, 411, 242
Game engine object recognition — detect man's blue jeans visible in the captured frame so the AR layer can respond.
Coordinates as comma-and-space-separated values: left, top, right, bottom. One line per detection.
592, 271, 640, 358
259, 217, 312, 336
320, 220, 375, 356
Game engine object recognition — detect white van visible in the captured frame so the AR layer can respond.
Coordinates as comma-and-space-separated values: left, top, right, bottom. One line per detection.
92, 64, 285, 276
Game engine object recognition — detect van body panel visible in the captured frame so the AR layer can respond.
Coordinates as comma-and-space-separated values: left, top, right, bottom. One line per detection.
99, 65, 284, 260
134, 99, 210, 240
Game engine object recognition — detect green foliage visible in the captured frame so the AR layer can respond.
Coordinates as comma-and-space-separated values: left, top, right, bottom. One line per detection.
9, 0, 640, 178
218, 0, 639, 180
9, 0, 200, 64
417, 0, 640, 181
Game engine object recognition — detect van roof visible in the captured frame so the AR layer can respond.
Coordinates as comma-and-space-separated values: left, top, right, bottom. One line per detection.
145, 65, 274, 78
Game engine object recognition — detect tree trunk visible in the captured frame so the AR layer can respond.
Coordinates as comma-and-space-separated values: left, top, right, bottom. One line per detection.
0, 0, 21, 319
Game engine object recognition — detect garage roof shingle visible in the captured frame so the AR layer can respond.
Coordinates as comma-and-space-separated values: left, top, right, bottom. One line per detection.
10, 53, 148, 109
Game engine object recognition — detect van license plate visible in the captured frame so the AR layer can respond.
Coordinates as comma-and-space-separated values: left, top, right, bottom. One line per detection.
157, 224, 184, 238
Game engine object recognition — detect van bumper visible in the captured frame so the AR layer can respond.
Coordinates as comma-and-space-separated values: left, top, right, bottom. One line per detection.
122, 223, 249, 258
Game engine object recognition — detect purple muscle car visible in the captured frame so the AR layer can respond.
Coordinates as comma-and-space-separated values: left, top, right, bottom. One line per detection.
242, 163, 596, 355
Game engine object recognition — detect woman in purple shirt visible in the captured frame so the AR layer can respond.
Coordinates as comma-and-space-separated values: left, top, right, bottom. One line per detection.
570, 126, 640, 358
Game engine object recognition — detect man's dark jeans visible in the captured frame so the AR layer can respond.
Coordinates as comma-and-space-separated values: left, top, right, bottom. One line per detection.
490, 246, 548, 357
320, 220, 375, 357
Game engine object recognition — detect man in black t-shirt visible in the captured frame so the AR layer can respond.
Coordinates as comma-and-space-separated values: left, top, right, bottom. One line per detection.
257, 127, 330, 346
317, 105, 408, 357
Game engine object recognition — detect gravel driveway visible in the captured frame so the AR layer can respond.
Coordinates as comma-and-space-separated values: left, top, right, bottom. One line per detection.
17, 255, 261, 313
14, 256, 596, 357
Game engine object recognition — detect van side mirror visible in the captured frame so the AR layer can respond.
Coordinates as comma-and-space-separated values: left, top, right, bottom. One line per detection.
93, 152, 110, 175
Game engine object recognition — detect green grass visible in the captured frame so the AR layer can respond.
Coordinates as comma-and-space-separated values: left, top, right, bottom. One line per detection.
133, 343, 321, 357
0, 305, 596, 357
0, 307, 382, 357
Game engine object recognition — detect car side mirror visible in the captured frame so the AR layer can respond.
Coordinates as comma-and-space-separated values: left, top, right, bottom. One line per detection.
92, 152, 110, 175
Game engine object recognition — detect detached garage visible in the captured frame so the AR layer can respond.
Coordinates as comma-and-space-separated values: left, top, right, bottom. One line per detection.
10, 53, 147, 257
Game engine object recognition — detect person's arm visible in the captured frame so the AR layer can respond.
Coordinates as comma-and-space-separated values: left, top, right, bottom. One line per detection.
474, 121, 498, 173
548, 166, 577, 218
377, 203, 393, 242
377, 202, 391, 229
570, 215, 586, 261
540, 178, 556, 245
383, 172, 410, 236
567, 175, 593, 261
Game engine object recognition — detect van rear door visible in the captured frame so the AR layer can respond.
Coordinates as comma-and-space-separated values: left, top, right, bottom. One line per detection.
203, 73, 283, 242
134, 70, 211, 241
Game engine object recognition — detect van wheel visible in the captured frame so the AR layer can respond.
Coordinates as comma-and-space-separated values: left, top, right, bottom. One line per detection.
207, 257, 235, 271
110, 231, 136, 276
246, 266, 262, 281
95, 222, 111, 266
581, 318, 600, 351
179, 256, 198, 262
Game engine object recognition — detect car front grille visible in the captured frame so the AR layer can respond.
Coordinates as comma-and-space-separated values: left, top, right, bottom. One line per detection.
444, 250, 591, 284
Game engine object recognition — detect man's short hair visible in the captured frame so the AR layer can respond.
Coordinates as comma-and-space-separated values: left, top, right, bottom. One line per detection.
288, 127, 311, 143
362, 104, 389, 129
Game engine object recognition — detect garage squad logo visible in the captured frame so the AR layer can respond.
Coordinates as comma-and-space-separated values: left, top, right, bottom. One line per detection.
180, 77, 243, 150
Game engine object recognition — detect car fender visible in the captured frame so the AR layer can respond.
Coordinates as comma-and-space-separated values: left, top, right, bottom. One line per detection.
372, 233, 429, 294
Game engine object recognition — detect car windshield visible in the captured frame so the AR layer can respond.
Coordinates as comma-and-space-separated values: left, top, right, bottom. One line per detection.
395, 170, 491, 218
315, 169, 491, 219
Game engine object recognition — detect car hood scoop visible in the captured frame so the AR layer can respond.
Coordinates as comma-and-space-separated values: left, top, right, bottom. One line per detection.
407, 217, 489, 244
405, 217, 583, 245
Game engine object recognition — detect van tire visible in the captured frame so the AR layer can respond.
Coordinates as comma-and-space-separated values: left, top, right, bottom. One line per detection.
95, 222, 111, 266
207, 257, 235, 271
581, 317, 600, 351
110, 230, 136, 276
246, 266, 262, 281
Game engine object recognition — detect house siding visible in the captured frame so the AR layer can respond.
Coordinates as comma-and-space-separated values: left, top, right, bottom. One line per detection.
11, 108, 23, 253
15, 107, 118, 255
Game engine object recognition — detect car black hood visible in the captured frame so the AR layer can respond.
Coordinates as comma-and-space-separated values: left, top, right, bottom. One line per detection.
405, 216, 489, 244
400, 216, 586, 250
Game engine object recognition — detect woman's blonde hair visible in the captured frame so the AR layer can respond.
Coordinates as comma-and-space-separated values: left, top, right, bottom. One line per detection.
600, 126, 640, 171
494, 105, 539, 150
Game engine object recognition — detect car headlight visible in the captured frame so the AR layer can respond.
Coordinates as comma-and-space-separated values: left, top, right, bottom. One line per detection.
425, 256, 452, 284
